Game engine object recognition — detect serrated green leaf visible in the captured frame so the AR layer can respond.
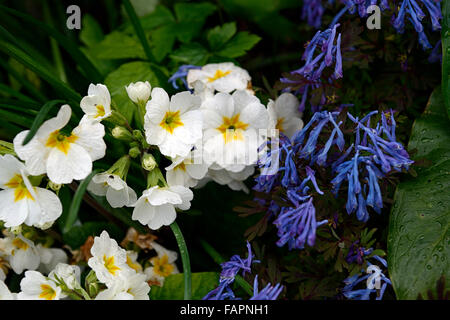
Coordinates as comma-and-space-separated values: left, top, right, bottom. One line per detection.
90, 31, 146, 60
217, 32, 261, 58
105, 61, 166, 122
169, 43, 209, 65
207, 22, 237, 51
174, 2, 216, 43
136, 5, 175, 31
149, 272, 219, 300
150, 24, 177, 62
388, 88, 450, 300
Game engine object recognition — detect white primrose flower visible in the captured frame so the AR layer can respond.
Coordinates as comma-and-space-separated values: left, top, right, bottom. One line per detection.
37, 245, 68, 275
95, 272, 150, 300
0, 234, 40, 274
165, 149, 208, 188
87, 173, 137, 208
201, 90, 269, 172
87, 231, 131, 287
17, 270, 61, 300
144, 88, 202, 158
48, 263, 81, 291
144, 242, 179, 286
0, 280, 15, 300
267, 92, 304, 139
187, 62, 251, 94
132, 185, 193, 230
80, 83, 112, 122
126, 81, 151, 104
13, 105, 106, 184
0, 154, 62, 228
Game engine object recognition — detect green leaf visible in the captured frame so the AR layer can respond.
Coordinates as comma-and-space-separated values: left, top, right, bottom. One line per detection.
174, 2, 216, 43
217, 32, 261, 58
63, 221, 124, 250
22, 100, 65, 145
91, 31, 146, 60
149, 24, 177, 62
388, 88, 450, 299
80, 14, 105, 48
63, 170, 100, 234
133, 5, 175, 31
207, 22, 237, 51
442, 0, 450, 119
149, 272, 219, 300
169, 43, 209, 65
105, 61, 166, 122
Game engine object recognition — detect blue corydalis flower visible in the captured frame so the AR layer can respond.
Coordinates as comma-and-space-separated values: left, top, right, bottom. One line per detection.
274, 196, 328, 250
168, 64, 201, 90
280, 24, 342, 112
343, 255, 391, 300
204, 242, 259, 300
392, 0, 442, 50
250, 276, 284, 300
302, 0, 325, 29
343, 0, 390, 17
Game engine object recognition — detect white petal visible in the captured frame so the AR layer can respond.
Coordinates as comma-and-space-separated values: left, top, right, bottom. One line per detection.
13, 131, 48, 176
0, 154, 24, 187
46, 144, 92, 184
147, 188, 182, 206
147, 204, 176, 230
72, 120, 106, 161
0, 189, 28, 227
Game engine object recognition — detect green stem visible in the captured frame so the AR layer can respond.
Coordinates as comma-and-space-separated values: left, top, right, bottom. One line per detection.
170, 221, 191, 300
122, 0, 155, 63
199, 239, 254, 295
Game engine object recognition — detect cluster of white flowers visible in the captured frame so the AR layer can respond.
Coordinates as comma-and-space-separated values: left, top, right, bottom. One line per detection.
0, 230, 177, 300
0, 61, 303, 300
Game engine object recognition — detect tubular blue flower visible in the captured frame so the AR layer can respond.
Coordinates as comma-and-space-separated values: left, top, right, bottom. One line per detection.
280, 24, 342, 112
392, 0, 442, 50
343, 0, 390, 17
204, 242, 259, 300
274, 196, 328, 250
250, 276, 284, 300
168, 64, 201, 90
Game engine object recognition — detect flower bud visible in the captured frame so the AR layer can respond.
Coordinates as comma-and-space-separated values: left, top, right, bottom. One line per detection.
129, 146, 141, 158
125, 81, 151, 104
47, 181, 62, 192
111, 126, 134, 142
142, 153, 157, 171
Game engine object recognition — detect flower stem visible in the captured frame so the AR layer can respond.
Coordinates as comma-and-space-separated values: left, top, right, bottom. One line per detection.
170, 221, 191, 300
199, 239, 254, 295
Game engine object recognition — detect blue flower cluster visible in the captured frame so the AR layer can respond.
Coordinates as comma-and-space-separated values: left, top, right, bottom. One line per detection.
342, 254, 392, 300
302, 0, 325, 29
392, 0, 442, 50
280, 24, 342, 112
331, 110, 413, 222
203, 242, 284, 300
254, 109, 412, 250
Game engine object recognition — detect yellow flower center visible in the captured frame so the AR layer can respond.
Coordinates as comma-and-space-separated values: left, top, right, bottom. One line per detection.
103, 255, 121, 275
175, 162, 186, 172
276, 117, 285, 132
95, 105, 105, 118
39, 284, 56, 300
150, 254, 174, 277
207, 69, 231, 82
12, 238, 29, 251
45, 130, 78, 154
160, 111, 183, 134
126, 255, 142, 273
5, 174, 34, 202
217, 114, 249, 144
